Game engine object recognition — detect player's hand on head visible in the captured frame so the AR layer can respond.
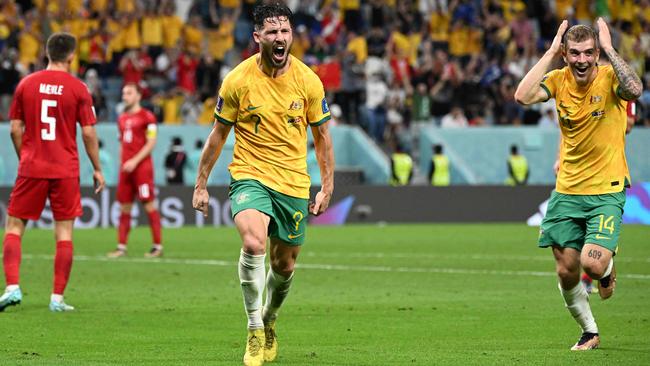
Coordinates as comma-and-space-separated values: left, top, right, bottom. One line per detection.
309, 190, 331, 216
550, 20, 569, 56
596, 17, 613, 51
192, 187, 210, 217
93, 171, 105, 194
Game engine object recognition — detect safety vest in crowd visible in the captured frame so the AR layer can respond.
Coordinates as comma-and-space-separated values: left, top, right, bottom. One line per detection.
508, 155, 528, 185
391, 153, 413, 186
431, 154, 450, 186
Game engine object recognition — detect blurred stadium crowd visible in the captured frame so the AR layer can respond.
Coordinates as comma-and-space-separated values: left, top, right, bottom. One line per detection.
1, 0, 650, 151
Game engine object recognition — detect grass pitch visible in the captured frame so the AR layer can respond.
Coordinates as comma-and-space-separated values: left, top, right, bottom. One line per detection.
1, 224, 649, 365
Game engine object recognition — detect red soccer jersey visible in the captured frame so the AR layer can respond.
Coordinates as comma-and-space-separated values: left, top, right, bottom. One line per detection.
118, 108, 157, 164
9, 70, 96, 179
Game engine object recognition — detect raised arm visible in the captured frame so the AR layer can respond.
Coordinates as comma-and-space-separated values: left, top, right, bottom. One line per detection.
515, 20, 568, 105
309, 122, 334, 216
597, 18, 643, 101
192, 121, 232, 216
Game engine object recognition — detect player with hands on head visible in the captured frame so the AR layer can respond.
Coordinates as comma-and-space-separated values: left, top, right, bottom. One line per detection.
515, 18, 642, 351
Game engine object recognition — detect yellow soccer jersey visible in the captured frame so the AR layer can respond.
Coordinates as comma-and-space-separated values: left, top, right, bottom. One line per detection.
541, 64, 631, 195
214, 54, 331, 199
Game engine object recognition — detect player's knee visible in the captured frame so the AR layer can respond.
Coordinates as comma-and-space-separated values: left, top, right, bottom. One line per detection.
120, 203, 133, 214
241, 233, 266, 254
581, 245, 610, 278
270, 257, 295, 276
4, 216, 26, 235
582, 261, 606, 279
142, 200, 156, 213
555, 264, 578, 282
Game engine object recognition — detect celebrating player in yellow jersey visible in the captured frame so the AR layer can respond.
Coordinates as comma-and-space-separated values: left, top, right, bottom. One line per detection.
192, 3, 334, 366
515, 18, 642, 351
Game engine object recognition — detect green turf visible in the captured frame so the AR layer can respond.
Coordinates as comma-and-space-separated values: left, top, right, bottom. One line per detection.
1, 224, 649, 365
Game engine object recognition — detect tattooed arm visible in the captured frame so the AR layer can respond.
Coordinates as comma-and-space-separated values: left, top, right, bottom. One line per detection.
597, 18, 643, 100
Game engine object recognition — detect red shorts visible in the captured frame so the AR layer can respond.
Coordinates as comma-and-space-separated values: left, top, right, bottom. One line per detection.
7, 176, 82, 221
116, 164, 156, 203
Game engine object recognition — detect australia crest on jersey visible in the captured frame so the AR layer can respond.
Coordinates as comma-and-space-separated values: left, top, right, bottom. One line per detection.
289, 100, 303, 111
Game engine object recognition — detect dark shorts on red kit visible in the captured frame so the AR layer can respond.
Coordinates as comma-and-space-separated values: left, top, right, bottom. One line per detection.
117, 163, 156, 203
7, 176, 82, 221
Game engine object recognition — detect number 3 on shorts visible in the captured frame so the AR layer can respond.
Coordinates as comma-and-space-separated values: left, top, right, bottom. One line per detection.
598, 214, 615, 234
293, 211, 304, 231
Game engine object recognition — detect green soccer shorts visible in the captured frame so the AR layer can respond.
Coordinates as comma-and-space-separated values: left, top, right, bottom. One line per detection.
229, 178, 309, 245
538, 190, 626, 253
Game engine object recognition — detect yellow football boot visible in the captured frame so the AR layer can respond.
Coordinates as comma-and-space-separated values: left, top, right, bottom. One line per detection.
243, 328, 265, 366
264, 320, 278, 362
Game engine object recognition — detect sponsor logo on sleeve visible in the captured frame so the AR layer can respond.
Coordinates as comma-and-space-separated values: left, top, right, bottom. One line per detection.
321, 98, 329, 114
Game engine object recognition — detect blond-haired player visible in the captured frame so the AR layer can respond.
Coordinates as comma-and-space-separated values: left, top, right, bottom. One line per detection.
515, 18, 642, 351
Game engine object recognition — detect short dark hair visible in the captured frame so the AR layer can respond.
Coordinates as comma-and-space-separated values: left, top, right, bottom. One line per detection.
172, 136, 183, 146
46, 32, 77, 63
563, 24, 599, 50
253, 3, 292, 31
433, 144, 443, 154
510, 145, 519, 154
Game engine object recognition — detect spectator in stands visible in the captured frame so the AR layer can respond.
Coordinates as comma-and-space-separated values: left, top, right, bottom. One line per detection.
196, 52, 221, 101
390, 143, 413, 186
364, 72, 389, 142
411, 82, 432, 124
0, 48, 20, 120
180, 93, 202, 124
336, 31, 365, 125
119, 48, 152, 86
429, 144, 450, 186
441, 105, 468, 128
506, 145, 529, 186
141, 5, 164, 61
161, 2, 183, 51
538, 100, 558, 128
164, 136, 187, 185
290, 24, 310, 61
176, 46, 200, 94
85, 69, 108, 122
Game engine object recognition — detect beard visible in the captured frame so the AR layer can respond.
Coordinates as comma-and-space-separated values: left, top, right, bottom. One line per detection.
261, 41, 292, 69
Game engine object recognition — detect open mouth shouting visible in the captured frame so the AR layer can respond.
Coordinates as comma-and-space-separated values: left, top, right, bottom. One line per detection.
574, 64, 590, 78
271, 43, 287, 65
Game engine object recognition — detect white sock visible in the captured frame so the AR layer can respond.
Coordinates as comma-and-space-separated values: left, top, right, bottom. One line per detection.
263, 268, 294, 323
5, 284, 19, 292
601, 258, 613, 279
117, 244, 127, 251
559, 283, 598, 334
239, 250, 266, 329
152, 244, 163, 251
51, 294, 63, 303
